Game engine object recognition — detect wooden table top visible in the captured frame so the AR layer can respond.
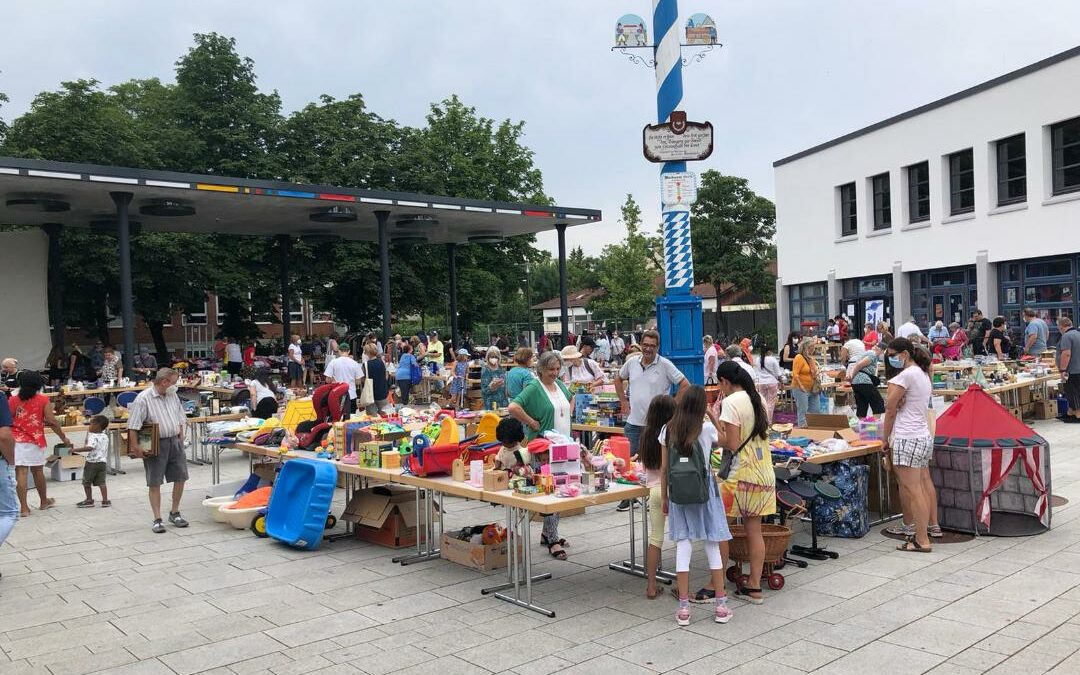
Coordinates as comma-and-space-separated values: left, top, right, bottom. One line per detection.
481, 481, 648, 514
803, 441, 883, 464
571, 423, 624, 435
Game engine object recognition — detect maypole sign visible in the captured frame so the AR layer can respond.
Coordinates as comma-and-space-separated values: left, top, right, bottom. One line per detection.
643, 111, 714, 163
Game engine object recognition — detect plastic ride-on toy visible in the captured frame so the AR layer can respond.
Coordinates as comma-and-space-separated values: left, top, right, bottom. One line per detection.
294, 383, 349, 451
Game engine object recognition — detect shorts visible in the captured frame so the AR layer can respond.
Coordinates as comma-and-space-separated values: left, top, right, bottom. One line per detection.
892, 436, 933, 468
287, 362, 303, 381
14, 442, 46, 467
647, 485, 664, 548
83, 461, 108, 487
1064, 374, 1080, 412
143, 436, 189, 487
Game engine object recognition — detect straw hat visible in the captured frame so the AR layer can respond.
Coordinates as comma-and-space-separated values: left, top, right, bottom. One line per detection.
560, 345, 583, 361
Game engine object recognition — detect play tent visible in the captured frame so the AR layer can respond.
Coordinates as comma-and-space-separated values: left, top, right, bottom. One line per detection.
932, 385, 1051, 536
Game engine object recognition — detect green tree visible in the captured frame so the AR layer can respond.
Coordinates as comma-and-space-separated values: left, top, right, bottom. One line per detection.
590, 194, 659, 321
690, 171, 776, 334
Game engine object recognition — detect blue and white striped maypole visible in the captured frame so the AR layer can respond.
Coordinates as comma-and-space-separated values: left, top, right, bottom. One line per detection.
653, 0, 693, 294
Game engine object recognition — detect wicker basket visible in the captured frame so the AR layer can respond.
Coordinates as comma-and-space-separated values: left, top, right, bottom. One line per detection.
727, 523, 792, 564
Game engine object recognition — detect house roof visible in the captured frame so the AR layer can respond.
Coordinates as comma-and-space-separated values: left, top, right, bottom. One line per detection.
531, 288, 605, 311
773, 44, 1080, 167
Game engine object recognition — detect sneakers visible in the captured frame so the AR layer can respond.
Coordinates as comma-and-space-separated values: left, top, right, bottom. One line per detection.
928, 524, 943, 538
151, 519, 166, 534
168, 512, 189, 528
616, 499, 633, 512
885, 522, 914, 537
714, 598, 733, 624
76, 499, 95, 508
101, 500, 111, 508
675, 605, 691, 627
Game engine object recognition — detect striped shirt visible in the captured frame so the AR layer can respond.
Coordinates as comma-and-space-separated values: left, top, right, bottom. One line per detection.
127, 386, 187, 439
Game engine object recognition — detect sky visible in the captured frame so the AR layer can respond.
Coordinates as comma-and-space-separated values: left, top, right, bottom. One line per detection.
2, 0, 1079, 257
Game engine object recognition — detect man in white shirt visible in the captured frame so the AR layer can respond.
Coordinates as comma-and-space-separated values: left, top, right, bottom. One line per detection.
610, 332, 626, 366
594, 334, 611, 365
323, 343, 364, 415
225, 337, 243, 377
287, 335, 303, 388
703, 335, 718, 384
897, 318, 928, 344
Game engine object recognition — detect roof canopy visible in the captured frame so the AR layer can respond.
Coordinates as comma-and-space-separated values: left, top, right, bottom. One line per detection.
0, 156, 602, 243
936, 385, 1043, 448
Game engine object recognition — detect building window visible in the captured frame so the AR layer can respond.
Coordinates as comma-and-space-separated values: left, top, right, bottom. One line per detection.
1052, 116, 1080, 195
1025, 259, 1071, 278
995, 134, 1026, 206
839, 183, 857, 236
183, 301, 208, 326
789, 282, 827, 335
872, 173, 891, 230
907, 162, 930, 222
999, 254, 1079, 347
948, 149, 975, 215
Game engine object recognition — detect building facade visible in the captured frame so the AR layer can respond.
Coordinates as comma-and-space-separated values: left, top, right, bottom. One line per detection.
774, 46, 1080, 347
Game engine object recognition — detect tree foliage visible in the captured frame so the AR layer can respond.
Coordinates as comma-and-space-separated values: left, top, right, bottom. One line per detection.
690, 171, 777, 331
589, 194, 660, 321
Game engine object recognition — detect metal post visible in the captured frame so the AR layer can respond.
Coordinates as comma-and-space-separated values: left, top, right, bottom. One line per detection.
110, 192, 135, 373
277, 235, 291, 347
447, 243, 459, 351
556, 223, 569, 343
41, 223, 65, 350
376, 210, 392, 343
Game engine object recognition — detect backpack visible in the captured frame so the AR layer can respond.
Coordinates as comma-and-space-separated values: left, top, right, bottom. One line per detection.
409, 356, 423, 385
667, 439, 709, 505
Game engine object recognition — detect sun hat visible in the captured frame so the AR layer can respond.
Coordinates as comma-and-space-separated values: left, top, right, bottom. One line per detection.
456, 348, 470, 356
560, 345, 583, 361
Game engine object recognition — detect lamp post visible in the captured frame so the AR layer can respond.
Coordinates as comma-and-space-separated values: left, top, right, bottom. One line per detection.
613, 4, 719, 385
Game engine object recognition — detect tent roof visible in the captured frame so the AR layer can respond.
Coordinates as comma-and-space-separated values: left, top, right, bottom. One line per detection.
935, 385, 1043, 448
0, 156, 602, 244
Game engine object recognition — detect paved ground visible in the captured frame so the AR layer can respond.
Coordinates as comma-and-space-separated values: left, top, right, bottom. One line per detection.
2, 419, 1080, 675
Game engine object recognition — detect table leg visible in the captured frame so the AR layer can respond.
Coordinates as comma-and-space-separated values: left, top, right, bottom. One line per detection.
393, 487, 442, 565
608, 493, 674, 582
106, 428, 126, 475
868, 453, 900, 527
486, 505, 554, 617
327, 473, 355, 542
186, 422, 205, 466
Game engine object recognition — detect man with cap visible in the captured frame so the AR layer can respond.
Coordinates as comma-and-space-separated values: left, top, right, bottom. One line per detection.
427, 331, 445, 366
323, 343, 365, 415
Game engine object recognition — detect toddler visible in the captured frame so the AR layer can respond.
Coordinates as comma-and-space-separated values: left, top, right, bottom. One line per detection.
73, 415, 110, 507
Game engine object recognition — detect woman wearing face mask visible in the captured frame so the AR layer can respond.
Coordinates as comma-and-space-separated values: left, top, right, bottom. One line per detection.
779, 332, 800, 371
883, 337, 940, 552
480, 347, 508, 410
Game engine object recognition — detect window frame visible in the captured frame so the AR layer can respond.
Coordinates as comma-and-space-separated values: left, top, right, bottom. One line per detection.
839, 182, 858, 236
1051, 117, 1080, 196
906, 162, 930, 223
183, 300, 209, 326
995, 133, 1027, 206
948, 148, 975, 215
871, 173, 891, 230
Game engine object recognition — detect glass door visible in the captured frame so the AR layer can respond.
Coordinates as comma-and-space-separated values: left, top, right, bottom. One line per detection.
948, 293, 965, 325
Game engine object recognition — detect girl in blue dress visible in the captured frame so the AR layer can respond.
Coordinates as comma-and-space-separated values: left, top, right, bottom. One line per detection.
660, 385, 733, 626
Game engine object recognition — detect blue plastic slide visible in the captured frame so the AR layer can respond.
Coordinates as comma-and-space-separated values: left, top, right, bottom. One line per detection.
265, 458, 339, 550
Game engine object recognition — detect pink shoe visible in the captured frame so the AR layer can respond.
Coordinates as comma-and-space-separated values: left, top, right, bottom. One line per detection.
714, 598, 733, 624
676, 606, 691, 627
340, 454, 359, 465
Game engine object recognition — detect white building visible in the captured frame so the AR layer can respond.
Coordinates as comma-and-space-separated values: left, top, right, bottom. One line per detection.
774, 45, 1080, 347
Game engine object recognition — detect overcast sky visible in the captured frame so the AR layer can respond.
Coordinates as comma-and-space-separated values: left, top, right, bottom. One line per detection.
2, 0, 1079, 257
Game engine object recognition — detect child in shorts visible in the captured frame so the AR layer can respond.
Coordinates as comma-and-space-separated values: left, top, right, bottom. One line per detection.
74, 415, 110, 507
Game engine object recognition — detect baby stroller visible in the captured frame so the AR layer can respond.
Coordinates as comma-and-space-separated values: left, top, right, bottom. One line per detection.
294, 382, 349, 451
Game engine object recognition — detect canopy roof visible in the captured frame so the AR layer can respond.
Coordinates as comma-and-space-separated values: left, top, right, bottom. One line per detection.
935, 385, 1044, 448
0, 156, 602, 243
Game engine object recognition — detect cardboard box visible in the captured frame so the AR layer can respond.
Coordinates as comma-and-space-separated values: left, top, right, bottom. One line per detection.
483, 469, 509, 492
532, 506, 586, 522
343, 485, 434, 549
1007, 406, 1023, 422
50, 455, 85, 482
1019, 387, 1033, 405
794, 414, 860, 443
1036, 400, 1058, 420
253, 461, 279, 484
440, 533, 509, 571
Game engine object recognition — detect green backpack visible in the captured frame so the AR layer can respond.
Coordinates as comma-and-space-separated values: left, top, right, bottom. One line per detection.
667, 439, 709, 505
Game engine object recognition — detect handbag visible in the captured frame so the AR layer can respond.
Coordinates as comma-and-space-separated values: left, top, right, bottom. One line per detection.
714, 432, 754, 481
358, 361, 375, 408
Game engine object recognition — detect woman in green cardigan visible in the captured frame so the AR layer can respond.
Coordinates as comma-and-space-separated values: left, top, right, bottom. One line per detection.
508, 350, 573, 559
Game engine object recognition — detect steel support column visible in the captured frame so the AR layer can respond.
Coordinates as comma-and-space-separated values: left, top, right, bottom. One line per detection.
41, 223, 64, 351
447, 243, 459, 351
376, 210, 392, 343
110, 192, 135, 373
278, 235, 292, 345
556, 223, 569, 343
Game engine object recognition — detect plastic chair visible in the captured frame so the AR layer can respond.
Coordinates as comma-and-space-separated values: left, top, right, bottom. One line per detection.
83, 396, 107, 416
474, 412, 500, 444
116, 391, 138, 409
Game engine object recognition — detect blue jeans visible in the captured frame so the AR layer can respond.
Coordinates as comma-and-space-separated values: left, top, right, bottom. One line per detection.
0, 458, 18, 547
624, 422, 644, 458
791, 388, 820, 427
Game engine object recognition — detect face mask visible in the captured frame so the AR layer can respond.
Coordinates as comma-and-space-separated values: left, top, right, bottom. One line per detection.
888, 356, 905, 369
488, 357, 499, 366
166, 384, 179, 396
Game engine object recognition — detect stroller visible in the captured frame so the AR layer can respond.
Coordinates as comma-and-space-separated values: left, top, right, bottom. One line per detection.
294, 383, 349, 451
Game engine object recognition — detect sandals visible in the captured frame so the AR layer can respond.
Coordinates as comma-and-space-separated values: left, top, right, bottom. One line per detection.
540, 535, 569, 560
928, 525, 943, 538
690, 587, 716, 604
39, 498, 55, 511
735, 586, 764, 605
896, 536, 933, 553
